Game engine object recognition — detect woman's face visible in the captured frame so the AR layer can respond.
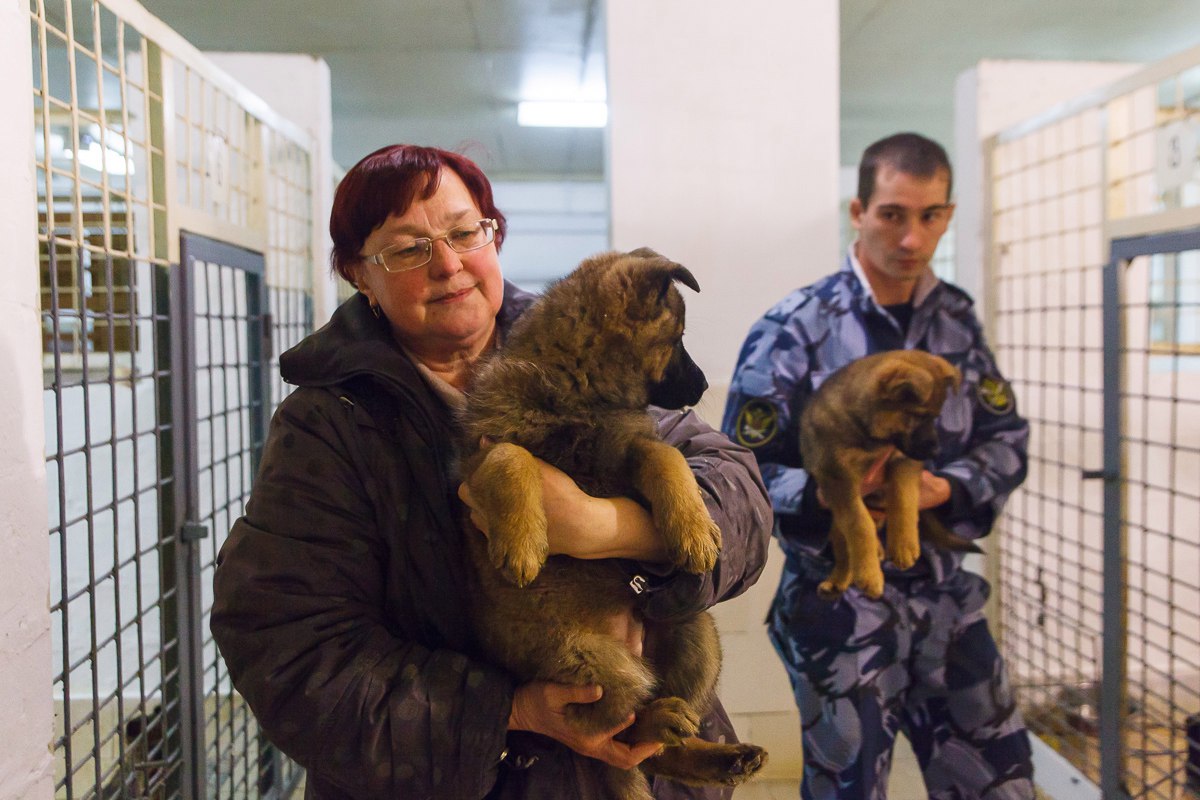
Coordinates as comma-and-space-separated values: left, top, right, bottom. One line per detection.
352, 169, 504, 358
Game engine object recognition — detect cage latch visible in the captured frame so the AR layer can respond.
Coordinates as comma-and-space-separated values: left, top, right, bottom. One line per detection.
181, 521, 209, 542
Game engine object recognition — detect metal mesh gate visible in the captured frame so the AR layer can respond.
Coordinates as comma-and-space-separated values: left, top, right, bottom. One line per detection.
987, 46, 1200, 799
34, 0, 316, 797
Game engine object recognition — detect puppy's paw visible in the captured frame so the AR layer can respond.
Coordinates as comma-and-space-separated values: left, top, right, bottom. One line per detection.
487, 520, 549, 587
818, 561, 852, 600
674, 516, 721, 574
710, 743, 769, 785
886, 534, 921, 570
643, 739, 768, 787
628, 697, 701, 746
853, 564, 885, 599
817, 579, 845, 601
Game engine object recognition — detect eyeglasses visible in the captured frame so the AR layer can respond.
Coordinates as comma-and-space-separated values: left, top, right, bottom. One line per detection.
362, 218, 498, 273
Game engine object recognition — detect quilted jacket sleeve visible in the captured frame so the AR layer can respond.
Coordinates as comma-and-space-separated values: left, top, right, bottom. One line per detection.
210, 389, 512, 799
634, 408, 773, 621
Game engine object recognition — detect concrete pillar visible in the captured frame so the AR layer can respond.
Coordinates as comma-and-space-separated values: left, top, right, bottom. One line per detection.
606, 1, 840, 779
0, 0, 54, 797
606, 1, 840, 409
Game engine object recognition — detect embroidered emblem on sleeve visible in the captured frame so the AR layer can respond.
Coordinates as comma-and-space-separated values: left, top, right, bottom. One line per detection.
735, 400, 780, 448
978, 376, 1015, 415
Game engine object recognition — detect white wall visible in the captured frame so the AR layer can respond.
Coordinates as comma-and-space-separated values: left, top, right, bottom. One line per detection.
606, 0, 840, 779
206, 52, 340, 322
0, 0, 54, 796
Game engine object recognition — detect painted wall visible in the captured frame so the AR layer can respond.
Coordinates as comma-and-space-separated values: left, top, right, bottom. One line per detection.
0, 0, 54, 796
606, 0, 840, 778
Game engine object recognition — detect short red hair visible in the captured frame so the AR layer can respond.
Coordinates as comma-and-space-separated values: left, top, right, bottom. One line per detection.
329, 144, 507, 283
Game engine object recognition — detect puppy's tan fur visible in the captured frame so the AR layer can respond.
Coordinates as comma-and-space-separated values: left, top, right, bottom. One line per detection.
460, 248, 766, 799
800, 350, 965, 598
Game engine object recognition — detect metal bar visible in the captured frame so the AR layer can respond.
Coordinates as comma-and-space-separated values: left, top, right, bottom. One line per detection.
175, 237, 207, 800
1100, 254, 1130, 800
162, 253, 196, 800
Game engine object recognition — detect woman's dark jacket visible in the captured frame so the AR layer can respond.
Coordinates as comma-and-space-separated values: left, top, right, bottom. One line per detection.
210, 284, 773, 799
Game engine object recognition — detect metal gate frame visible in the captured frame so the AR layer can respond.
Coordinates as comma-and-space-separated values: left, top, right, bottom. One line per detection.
169, 231, 299, 799
1095, 227, 1200, 800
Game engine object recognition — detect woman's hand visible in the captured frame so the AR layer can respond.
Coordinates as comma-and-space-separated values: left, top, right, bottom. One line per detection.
508, 682, 662, 769
458, 454, 669, 562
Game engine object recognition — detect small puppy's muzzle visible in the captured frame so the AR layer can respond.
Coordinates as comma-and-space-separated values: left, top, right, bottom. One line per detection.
648, 342, 708, 409
894, 419, 940, 461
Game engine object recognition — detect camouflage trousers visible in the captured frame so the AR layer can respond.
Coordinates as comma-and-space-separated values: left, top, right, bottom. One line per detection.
767, 553, 1035, 800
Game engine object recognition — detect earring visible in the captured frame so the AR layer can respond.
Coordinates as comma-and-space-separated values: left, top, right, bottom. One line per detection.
370, 303, 382, 319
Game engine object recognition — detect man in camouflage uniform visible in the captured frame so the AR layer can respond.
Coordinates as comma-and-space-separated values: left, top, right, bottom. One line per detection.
722, 133, 1035, 799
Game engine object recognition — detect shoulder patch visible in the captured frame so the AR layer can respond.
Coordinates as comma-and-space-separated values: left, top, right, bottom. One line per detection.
977, 376, 1015, 415
734, 399, 780, 448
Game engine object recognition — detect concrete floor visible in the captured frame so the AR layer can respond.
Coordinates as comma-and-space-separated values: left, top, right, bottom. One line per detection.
733, 734, 927, 799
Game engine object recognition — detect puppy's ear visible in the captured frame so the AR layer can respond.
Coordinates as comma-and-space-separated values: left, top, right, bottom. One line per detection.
878, 365, 933, 407
935, 358, 962, 393
618, 248, 701, 300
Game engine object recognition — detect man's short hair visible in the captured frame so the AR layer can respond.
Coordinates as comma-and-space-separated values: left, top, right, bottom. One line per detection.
857, 132, 953, 208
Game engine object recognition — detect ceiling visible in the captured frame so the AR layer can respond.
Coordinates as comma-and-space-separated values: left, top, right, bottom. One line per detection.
135, 0, 1200, 181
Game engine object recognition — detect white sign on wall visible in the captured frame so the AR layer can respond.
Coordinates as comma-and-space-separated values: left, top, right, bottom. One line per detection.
1155, 119, 1199, 194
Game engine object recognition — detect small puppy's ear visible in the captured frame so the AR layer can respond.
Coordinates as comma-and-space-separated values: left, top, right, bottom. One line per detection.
938, 360, 963, 393
878, 365, 933, 407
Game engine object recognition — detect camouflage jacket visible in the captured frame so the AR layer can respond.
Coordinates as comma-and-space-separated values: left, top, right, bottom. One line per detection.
721, 253, 1028, 582
211, 285, 772, 800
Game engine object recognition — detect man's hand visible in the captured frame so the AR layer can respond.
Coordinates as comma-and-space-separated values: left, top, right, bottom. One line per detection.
815, 447, 895, 523
508, 682, 662, 769
917, 470, 951, 510
814, 450, 952, 521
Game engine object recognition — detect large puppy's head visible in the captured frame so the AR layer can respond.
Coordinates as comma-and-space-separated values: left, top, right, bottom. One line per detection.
586, 247, 708, 409
869, 351, 961, 460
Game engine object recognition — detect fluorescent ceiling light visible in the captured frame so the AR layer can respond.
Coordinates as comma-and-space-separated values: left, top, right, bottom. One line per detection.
518, 101, 608, 128
65, 139, 135, 176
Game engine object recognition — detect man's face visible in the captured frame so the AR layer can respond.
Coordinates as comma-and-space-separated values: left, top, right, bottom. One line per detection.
850, 165, 953, 298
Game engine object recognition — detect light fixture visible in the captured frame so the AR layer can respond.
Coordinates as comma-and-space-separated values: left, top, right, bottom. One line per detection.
517, 100, 608, 128
65, 132, 135, 176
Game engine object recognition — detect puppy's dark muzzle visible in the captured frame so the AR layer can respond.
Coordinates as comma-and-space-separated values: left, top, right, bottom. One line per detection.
648, 345, 708, 409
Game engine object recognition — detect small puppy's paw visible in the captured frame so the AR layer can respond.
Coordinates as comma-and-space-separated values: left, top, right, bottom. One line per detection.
886, 536, 921, 570
630, 697, 701, 746
817, 579, 844, 601
853, 566, 885, 599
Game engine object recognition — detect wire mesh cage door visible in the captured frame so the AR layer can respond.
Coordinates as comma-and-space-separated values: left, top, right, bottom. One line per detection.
1098, 229, 1200, 800
173, 232, 298, 799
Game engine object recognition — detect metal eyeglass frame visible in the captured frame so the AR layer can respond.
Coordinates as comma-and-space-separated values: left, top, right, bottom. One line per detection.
362, 218, 498, 273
